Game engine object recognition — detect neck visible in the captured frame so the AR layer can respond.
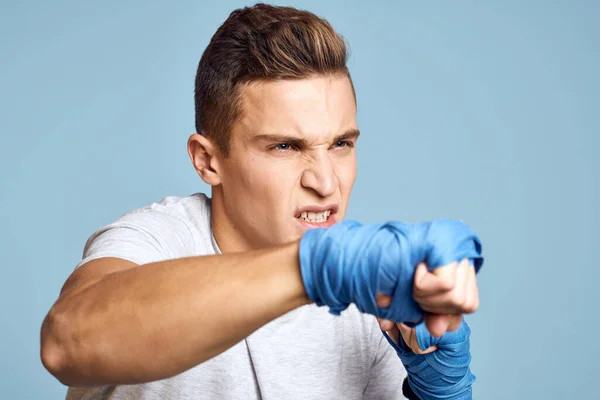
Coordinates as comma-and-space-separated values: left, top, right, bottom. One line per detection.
210, 185, 253, 254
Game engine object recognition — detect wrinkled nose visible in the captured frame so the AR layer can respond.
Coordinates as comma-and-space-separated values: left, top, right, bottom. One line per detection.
300, 152, 338, 198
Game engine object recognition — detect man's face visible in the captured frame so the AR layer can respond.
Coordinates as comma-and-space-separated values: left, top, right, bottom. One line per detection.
215, 74, 358, 251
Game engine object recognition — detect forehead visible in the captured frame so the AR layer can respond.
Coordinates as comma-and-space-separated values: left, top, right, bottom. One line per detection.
235, 75, 357, 141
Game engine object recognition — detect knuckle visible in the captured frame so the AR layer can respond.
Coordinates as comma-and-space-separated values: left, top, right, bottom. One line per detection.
471, 298, 480, 312
465, 297, 480, 313
452, 291, 467, 306
462, 303, 476, 313
413, 281, 424, 293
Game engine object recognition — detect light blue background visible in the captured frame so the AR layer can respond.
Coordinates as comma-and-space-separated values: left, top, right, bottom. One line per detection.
1, 1, 598, 398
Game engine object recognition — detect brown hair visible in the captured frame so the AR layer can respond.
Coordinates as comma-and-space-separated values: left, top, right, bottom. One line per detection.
194, 3, 353, 156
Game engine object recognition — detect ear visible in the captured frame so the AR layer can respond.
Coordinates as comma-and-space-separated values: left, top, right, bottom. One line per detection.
187, 133, 223, 186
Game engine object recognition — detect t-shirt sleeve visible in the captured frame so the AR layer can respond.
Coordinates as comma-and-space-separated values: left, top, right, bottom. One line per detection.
363, 330, 409, 399
76, 209, 195, 268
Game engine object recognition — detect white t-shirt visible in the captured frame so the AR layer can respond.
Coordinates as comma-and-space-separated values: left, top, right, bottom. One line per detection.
66, 193, 408, 399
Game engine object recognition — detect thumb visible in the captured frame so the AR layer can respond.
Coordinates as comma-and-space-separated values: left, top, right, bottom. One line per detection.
399, 323, 438, 354
413, 262, 428, 287
414, 262, 458, 296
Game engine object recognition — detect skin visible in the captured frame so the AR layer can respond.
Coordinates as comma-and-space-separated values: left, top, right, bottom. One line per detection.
193, 75, 359, 253
377, 258, 478, 353
40, 74, 479, 387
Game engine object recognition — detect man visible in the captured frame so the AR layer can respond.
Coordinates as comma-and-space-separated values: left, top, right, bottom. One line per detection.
41, 4, 482, 399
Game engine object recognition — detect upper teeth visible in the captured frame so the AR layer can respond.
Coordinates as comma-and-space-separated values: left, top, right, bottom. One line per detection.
299, 210, 331, 223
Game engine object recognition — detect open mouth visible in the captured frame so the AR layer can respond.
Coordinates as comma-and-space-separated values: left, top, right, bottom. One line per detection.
295, 210, 332, 223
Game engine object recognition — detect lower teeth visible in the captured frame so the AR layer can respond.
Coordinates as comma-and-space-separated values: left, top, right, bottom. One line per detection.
299, 217, 326, 222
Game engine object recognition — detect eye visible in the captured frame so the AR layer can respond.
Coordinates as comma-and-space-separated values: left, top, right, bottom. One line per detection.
333, 140, 354, 148
275, 143, 291, 150
270, 143, 297, 153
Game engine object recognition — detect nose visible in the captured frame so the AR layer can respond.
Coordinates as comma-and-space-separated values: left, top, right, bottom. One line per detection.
300, 152, 339, 198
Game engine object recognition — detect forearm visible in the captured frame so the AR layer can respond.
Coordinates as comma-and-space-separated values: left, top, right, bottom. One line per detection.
41, 241, 309, 386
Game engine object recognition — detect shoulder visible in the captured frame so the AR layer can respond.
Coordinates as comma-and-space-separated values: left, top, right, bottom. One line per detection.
124, 192, 211, 227
96, 193, 211, 241
143, 192, 212, 224
132, 192, 212, 238
78, 193, 215, 267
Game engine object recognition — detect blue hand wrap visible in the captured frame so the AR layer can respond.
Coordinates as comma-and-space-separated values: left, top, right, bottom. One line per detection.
384, 318, 475, 399
299, 219, 483, 322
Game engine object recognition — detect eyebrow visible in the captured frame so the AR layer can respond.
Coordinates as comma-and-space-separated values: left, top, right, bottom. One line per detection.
253, 129, 360, 148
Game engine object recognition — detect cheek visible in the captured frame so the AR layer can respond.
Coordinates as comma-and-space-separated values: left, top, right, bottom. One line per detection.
336, 157, 357, 192
260, 165, 299, 203
234, 157, 296, 201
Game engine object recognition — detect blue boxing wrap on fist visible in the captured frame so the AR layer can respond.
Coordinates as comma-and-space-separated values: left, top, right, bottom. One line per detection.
298, 219, 483, 322
384, 319, 475, 399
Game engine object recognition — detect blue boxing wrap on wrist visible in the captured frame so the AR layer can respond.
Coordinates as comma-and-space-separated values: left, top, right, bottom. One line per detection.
298, 219, 483, 322
384, 319, 475, 399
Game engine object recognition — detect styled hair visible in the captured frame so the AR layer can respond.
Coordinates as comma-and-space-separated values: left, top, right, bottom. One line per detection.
194, 3, 352, 156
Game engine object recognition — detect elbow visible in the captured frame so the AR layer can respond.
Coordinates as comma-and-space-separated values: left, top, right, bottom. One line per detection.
41, 340, 69, 386
40, 307, 79, 387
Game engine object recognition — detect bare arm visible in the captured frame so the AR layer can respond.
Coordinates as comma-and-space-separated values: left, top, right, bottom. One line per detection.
40, 241, 310, 387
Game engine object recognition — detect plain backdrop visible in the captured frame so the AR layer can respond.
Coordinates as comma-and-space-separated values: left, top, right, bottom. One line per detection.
1, 1, 598, 398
